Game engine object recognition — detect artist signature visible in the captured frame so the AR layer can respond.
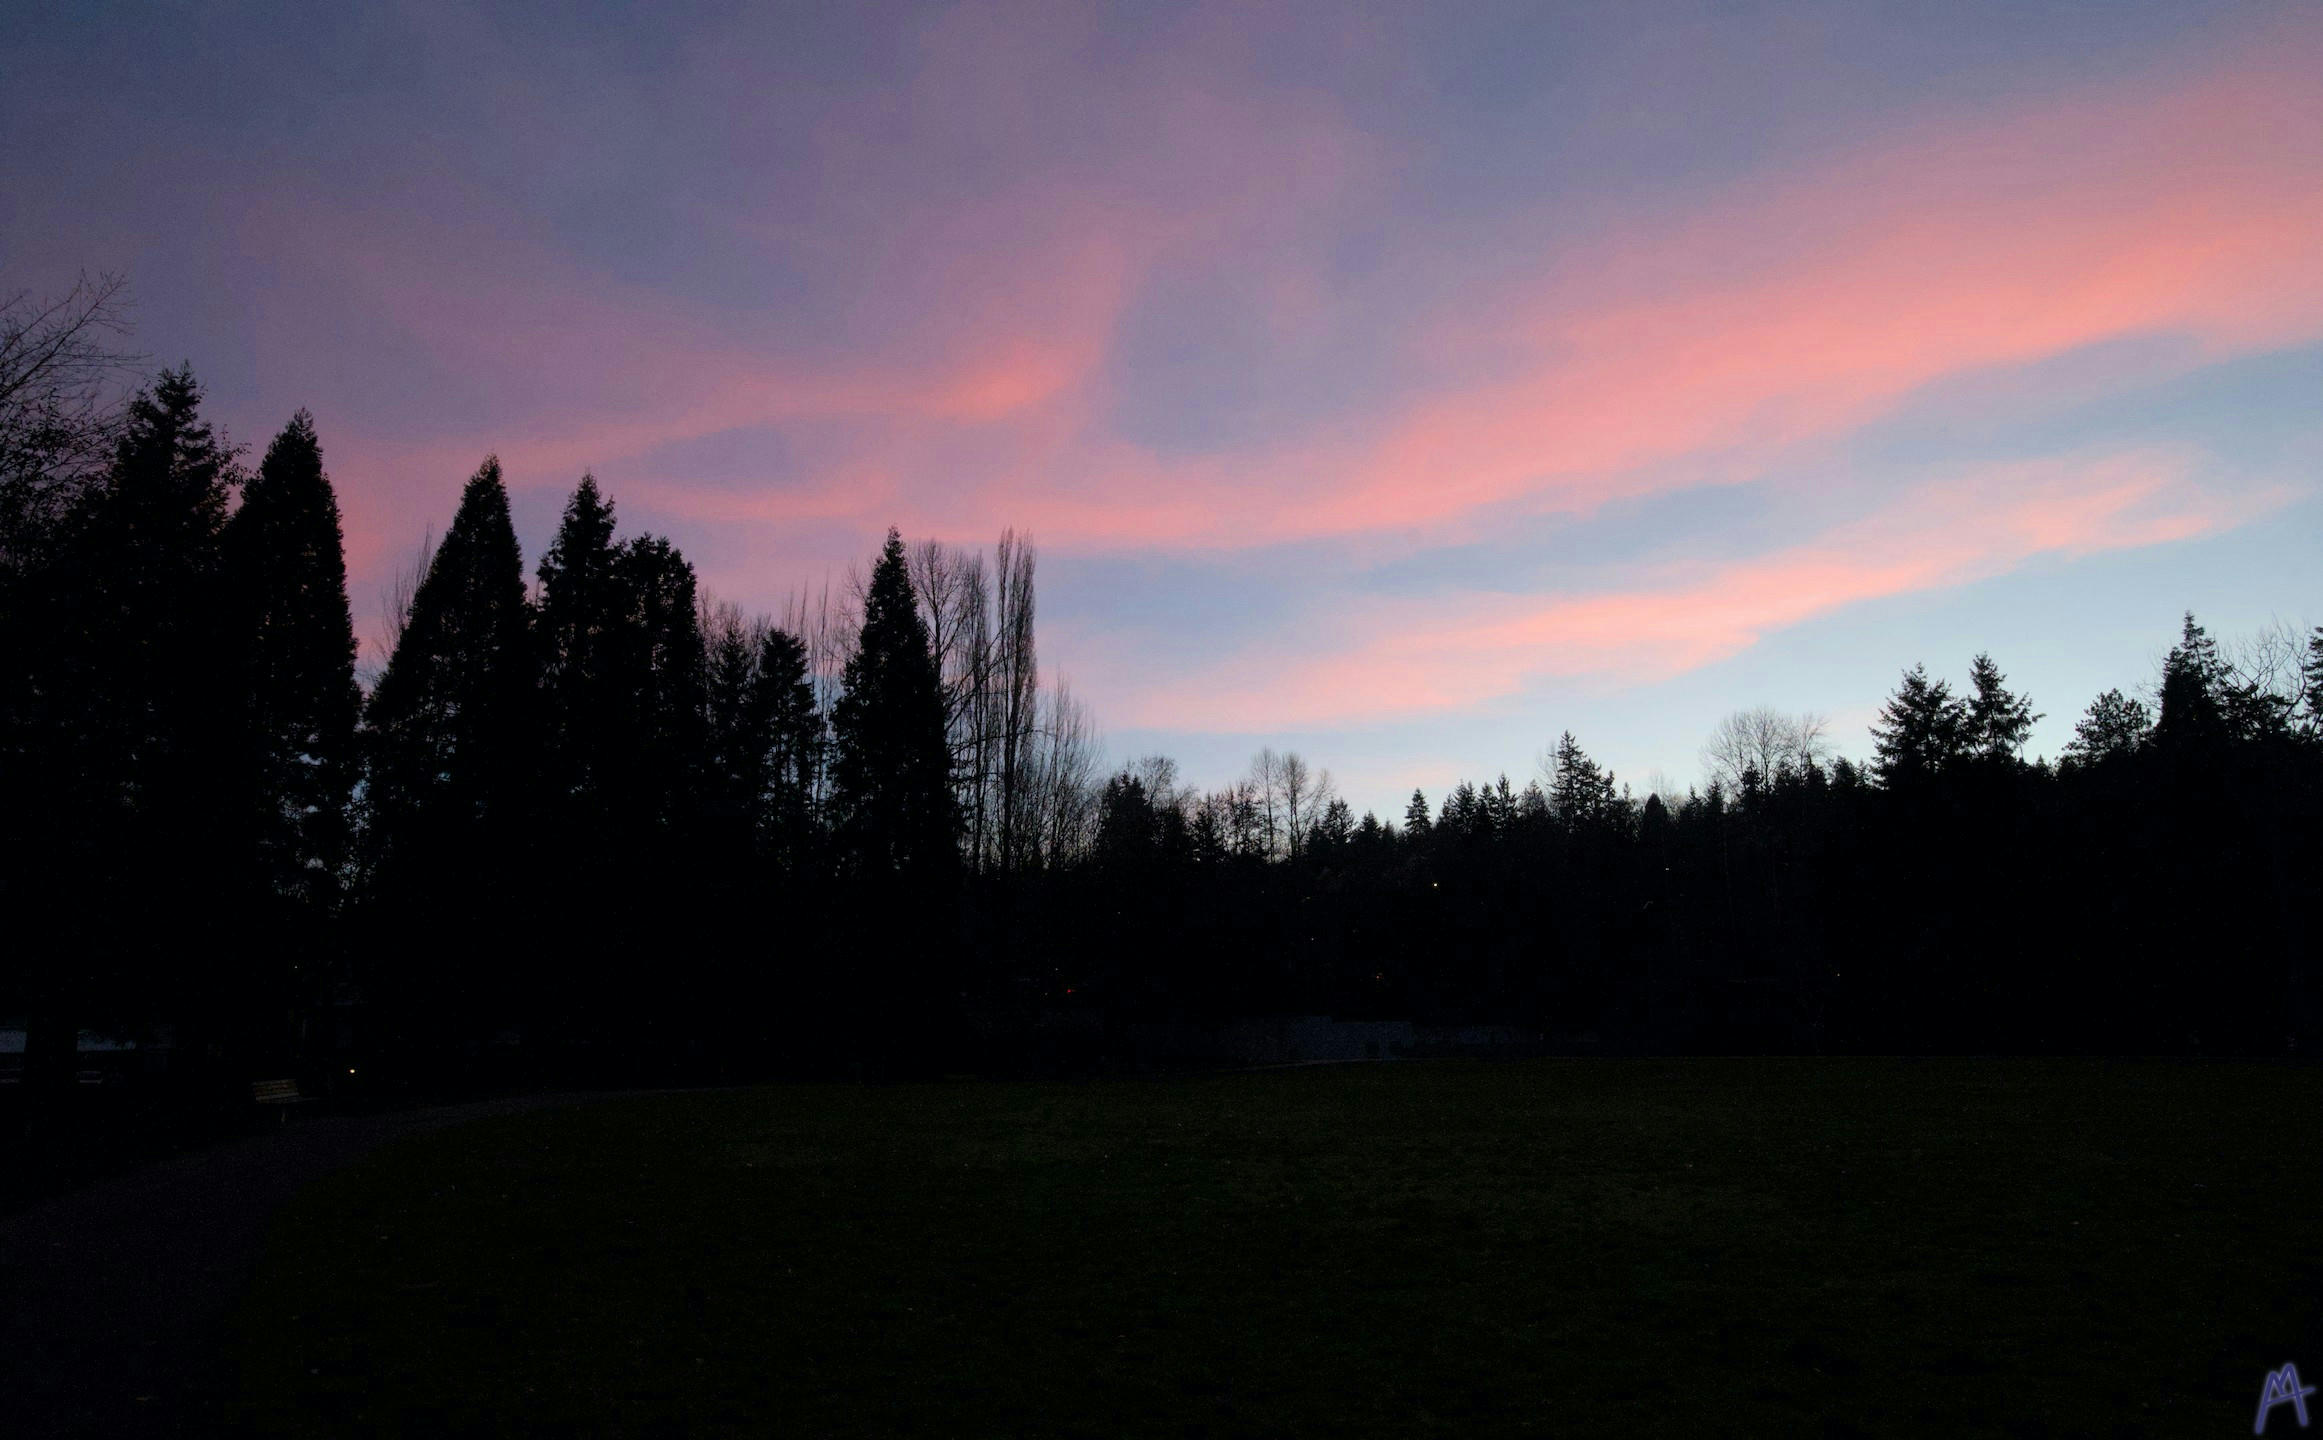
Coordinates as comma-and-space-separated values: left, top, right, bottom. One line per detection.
2257, 1363, 2316, 1434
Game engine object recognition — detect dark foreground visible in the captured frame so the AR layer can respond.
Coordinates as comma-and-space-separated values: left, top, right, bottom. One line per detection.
211, 1060, 2322, 1438
0, 1092, 629, 1440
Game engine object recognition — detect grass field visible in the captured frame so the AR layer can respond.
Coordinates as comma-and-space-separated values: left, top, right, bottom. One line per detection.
228, 1059, 2322, 1437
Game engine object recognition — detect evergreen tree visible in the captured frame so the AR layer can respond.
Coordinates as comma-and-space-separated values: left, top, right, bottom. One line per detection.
1964, 652, 2039, 763
2061, 688, 2152, 768
1518, 780, 1551, 826
829, 528, 958, 880
364, 457, 534, 859
1869, 663, 1967, 785
2302, 626, 2323, 741
704, 609, 774, 829
14, 366, 240, 1092
609, 533, 709, 833
535, 475, 623, 814
2153, 612, 2229, 753
757, 627, 823, 866
224, 410, 358, 908
1404, 788, 1432, 837
1312, 796, 1355, 854
1548, 731, 1617, 827
1443, 781, 1481, 836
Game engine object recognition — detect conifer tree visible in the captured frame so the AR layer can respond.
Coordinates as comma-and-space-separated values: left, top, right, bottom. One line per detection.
1404, 788, 1432, 837
756, 626, 822, 864
704, 609, 772, 826
2302, 626, 2323, 741
1964, 652, 2040, 763
1443, 781, 1480, 836
2153, 612, 2229, 753
1313, 796, 1355, 854
364, 457, 534, 857
2061, 688, 2152, 769
83, 366, 239, 789
535, 475, 622, 813
1549, 731, 1617, 827
830, 528, 958, 880
1869, 663, 1967, 785
17, 366, 239, 1092
224, 410, 358, 907
610, 533, 708, 832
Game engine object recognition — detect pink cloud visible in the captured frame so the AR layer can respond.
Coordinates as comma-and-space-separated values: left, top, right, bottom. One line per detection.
295, 20, 2323, 576
234, 13, 2323, 715
971, 30, 2323, 551
1121, 449, 2285, 731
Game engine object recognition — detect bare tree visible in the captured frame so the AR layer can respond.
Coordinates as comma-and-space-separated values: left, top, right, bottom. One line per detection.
992, 529, 1040, 872
1249, 747, 1284, 858
1278, 751, 1312, 858
2226, 618, 2309, 708
781, 575, 857, 816
366, 525, 438, 691
1027, 676, 1100, 867
0, 271, 141, 575
1641, 767, 1689, 811
1701, 706, 1830, 791
1131, 753, 1184, 815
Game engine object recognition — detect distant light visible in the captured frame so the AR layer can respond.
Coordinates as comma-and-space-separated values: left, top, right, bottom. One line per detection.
348, 1067, 357, 1074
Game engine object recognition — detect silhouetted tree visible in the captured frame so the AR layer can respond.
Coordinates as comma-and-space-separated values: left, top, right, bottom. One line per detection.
1870, 663, 1967, 785
609, 533, 708, 834
2153, 613, 2229, 754
365, 458, 534, 852
12, 365, 240, 1100
2062, 688, 2151, 769
1964, 653, 2039, 763
830, 529, 957, 882
535, 475, 623, 824
361, 458, 535, 1068
1548, 731, 1618, 830
224, 410, 359, 911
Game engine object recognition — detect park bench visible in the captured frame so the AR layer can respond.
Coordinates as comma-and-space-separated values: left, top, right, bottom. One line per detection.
251, 1077, 310, 1124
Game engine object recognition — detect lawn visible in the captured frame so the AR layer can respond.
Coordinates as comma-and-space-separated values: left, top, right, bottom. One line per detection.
228, 1059, 2322, 1437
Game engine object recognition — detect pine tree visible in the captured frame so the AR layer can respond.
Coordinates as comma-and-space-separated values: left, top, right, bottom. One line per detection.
16, 366, 240, 1091
364, 457, 534, 857
2302, 626, 2323, 741
830, 529, 958, 880
1404, 788, 1432, 837
1518, 780, 1551, 826
1964, 652, 2039, 762
703, 610, 774, 829
535, 475, 623, 813
2153, 612, 2229, 753
1869, 663, 1967, 785
1312, 797, 1355, 854
757, 627, 822, 866
1443, 781, 1480, 836
1549, 731, 1616, 827
224, 410, 358, 908
83, 366, 239, 800
610, 533, 708, 832
2061, 688, 2151, 769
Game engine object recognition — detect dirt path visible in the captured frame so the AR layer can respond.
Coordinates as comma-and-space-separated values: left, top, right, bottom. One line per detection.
0, 1091, 639, 1438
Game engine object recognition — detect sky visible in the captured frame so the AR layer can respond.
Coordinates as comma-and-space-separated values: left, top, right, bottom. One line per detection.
5, 0, 2320, 817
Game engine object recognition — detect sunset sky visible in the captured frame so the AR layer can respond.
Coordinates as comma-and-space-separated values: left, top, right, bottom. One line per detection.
7, 0, 2319, 816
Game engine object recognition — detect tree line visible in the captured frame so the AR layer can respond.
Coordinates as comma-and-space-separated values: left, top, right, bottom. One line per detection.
3, 278, 2318, 1111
